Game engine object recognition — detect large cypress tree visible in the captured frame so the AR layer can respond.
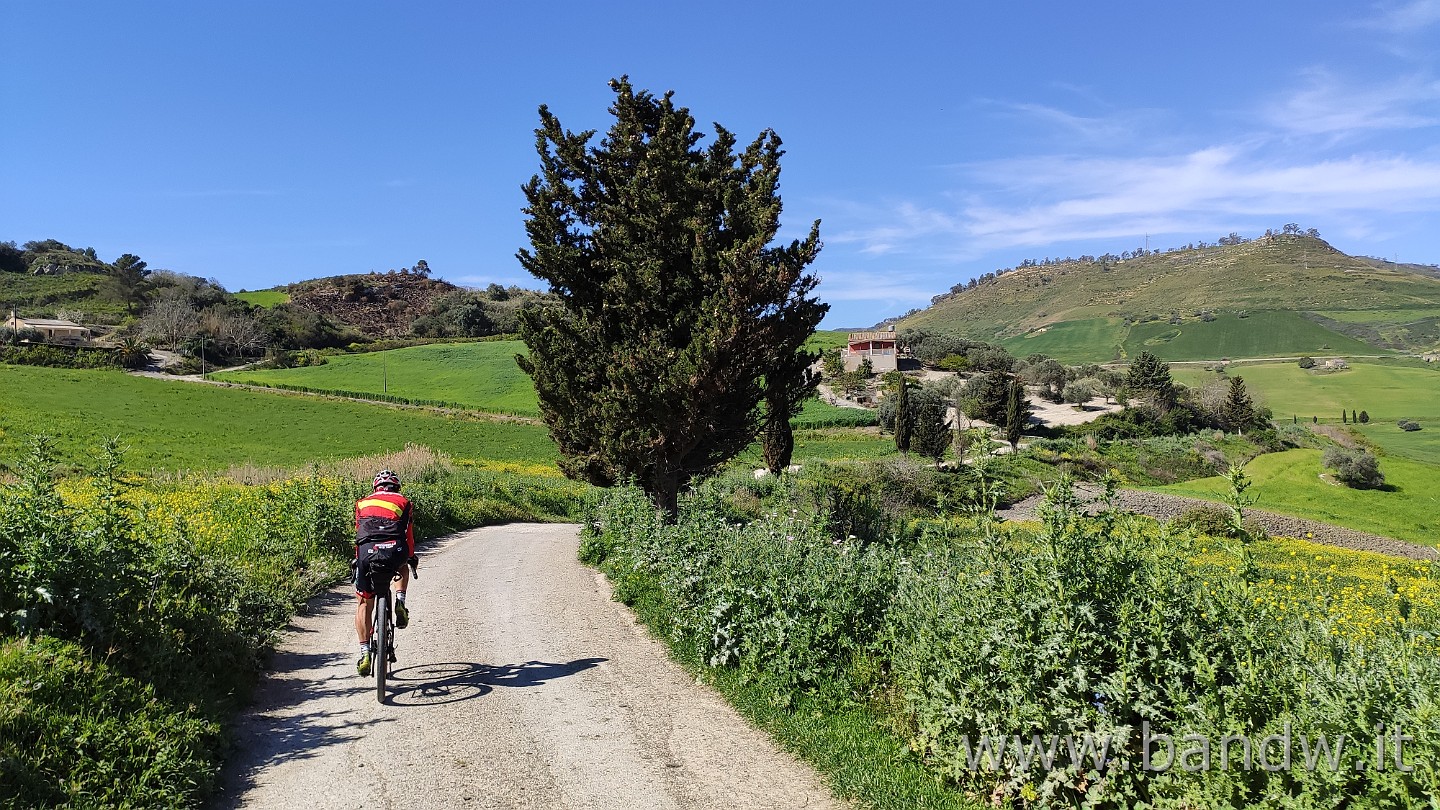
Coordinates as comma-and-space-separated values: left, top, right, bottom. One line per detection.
894, 376, 912, 453
1004, 377, 1032, 453
516, 78, 827, 517
761, 345, 821, 475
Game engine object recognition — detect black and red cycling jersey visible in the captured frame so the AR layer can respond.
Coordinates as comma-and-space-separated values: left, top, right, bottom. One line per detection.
354, 489, 415, 556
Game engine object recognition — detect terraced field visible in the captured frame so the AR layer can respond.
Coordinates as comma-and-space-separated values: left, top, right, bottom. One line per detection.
215, 339, 872, 427
217, 341, 540, 414
0, 366, 556, 471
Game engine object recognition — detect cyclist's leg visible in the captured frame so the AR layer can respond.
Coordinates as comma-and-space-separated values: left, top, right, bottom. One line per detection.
355, 594, 374, 644
355, 543, 379, 676
393, 563, 411, 629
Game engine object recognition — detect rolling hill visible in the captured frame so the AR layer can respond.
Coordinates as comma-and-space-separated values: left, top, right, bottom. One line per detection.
899, 234, 1440, 362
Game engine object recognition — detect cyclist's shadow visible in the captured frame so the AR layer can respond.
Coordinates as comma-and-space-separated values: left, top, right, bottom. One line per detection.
385, 658, 607, 706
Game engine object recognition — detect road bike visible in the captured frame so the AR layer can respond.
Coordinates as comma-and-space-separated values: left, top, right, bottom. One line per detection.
367, 558, 418, 703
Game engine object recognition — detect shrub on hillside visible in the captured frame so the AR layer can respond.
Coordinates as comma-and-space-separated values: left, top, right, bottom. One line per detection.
1066, 403, 1200, 440
936, 353, 968, 371
1321, 446, 1385, 488
1172, 504, 1239, 538
1298, 356, 1315, 369
1398, 419, 1421, 431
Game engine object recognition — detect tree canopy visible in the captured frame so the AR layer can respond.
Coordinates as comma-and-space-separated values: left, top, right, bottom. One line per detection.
1221, 376, 1256, 433
516, 78, 827, 516
1125, 351, 1176, 409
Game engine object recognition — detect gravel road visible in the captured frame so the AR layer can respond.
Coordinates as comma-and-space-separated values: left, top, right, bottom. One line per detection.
214, 524, 843, 810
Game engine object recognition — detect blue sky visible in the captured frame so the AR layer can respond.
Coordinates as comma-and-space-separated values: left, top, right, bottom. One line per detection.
4, 1, 1439, 328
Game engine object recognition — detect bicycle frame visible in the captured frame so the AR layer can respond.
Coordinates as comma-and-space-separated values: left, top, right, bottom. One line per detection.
368, 577, 398, 703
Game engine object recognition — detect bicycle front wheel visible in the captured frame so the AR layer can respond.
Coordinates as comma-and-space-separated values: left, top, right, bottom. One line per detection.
373, 596, 390, 703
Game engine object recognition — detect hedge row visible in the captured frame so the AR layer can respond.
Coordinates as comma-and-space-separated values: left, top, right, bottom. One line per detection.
217, 379, 535, 418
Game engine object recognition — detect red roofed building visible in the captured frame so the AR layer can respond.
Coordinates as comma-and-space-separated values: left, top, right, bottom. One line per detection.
843, 329, 898, 372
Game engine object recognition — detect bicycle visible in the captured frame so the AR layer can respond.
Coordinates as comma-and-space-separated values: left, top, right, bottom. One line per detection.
366, 557, 418, 704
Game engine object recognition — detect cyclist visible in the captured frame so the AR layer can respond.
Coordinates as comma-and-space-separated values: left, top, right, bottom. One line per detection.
354, 469, 417, 677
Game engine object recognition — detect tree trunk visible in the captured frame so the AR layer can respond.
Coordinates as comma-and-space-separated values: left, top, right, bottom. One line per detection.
651, 471, 681, 524
762, 417, 794, 475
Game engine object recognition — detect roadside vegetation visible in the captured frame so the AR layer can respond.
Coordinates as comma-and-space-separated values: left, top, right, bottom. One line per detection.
581, 468, 1440, 808
0, 438, 584, 808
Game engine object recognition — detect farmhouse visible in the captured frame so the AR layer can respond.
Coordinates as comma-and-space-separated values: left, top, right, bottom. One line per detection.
5, 311, 90, 345
843, 329, 898, 372
1322, 357, 1349, 370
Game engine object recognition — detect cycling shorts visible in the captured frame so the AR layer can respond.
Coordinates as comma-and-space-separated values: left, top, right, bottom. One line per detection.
355, 539, 407, 598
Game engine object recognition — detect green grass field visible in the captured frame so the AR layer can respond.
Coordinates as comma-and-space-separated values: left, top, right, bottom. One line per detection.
805, 330, 851, 353
217, 339, 877, 427
733, 426, 894, 467
1122, 310, 1382, 361
1, 364, 891, 475
1172, 360, 1440, 425
233, 289, 291, 307
0, 366, 556, 472
1001, 318, 1128, 363
1150, 448, 1440, 547
217, 341, 540, 414
1355, 422, 1440, 465
995, 311, 1381, 364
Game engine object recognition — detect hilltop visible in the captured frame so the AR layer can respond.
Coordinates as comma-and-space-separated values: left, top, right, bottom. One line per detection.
898, 233, 1440, 362
283, 268, 459, 337
2, 239, 546, 351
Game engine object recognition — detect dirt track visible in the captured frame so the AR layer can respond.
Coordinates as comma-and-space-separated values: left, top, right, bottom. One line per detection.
997, 487, 1439, 561
214, 524, 843, 810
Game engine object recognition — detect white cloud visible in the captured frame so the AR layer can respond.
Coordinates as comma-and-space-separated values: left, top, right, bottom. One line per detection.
828, 147, 1440, 256
1264, 69, 1440, 136
986, 101, 1130, 141
814, 268, 938, 304
1361, 0, 1440, 32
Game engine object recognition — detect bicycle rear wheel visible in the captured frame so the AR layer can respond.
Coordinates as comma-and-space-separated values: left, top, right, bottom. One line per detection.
373, 595, 390, 703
